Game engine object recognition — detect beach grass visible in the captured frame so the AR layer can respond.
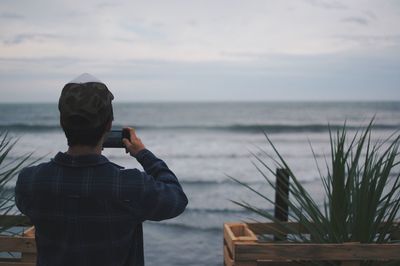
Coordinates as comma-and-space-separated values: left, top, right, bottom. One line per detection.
231, 120, 400, 246
0, 131, 35, 234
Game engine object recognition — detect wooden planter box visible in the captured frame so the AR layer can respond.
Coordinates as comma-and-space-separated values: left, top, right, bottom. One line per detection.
0, 216, 36, 266
224, 222, 400, 266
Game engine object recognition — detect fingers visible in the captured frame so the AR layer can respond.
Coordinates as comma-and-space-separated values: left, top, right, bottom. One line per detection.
122, 126, 145, 156
122, 138, 130, 153
123, 127, 138, 143
122, 138, 131, 146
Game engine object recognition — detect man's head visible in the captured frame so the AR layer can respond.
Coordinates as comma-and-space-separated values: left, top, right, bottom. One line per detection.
59, 73, 114, 147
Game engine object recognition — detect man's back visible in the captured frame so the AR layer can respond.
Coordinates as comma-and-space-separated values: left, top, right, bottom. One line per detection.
16, 149, 188, 266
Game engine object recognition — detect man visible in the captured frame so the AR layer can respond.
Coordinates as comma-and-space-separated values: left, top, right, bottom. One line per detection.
15, 73, 188, 266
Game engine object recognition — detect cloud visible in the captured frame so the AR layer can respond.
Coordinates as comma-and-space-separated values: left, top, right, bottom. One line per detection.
120, 22, 167, 42
0, 56, 84, 75
186, 20, 198, 27
336, 34, 400, 47
0, 12, 24, 20
304, 0, 347, 10
1, 51, 399, 102
0, 0, 399, 102
0, 56, 80, 64
96, 2, 121, 9
3, 33, 62, 45
341, 16, 369, 26
362, 10, 377, 20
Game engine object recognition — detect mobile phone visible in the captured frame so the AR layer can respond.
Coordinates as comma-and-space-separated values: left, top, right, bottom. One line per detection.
103, 129, 131, 148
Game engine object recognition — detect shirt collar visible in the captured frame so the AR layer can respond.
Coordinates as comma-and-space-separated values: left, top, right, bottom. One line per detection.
52, 152, 110, 167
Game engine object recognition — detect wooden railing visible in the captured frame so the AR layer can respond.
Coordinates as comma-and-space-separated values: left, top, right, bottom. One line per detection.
0, 215, 35, 266
224, 168, 400, 265
224, 222, 400, 266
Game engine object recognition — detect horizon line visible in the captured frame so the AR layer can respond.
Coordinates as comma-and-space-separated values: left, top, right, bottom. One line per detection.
1, 99, 400, 104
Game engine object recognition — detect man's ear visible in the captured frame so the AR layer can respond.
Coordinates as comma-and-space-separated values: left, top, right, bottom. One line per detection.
101, 120, 113, 150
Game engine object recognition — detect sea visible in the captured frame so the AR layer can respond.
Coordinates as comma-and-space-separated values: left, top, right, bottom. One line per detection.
1, 101, 399, 266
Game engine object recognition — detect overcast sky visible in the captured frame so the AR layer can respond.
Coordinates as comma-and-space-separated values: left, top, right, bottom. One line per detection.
0, 0, 399, 102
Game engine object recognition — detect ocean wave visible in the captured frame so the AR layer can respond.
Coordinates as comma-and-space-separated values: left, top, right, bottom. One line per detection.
179, 179, 278, 187
184, 207, 259, 215
1, 123, 398, 133
161, 153, 250, 159
146, 221, 221, 232
221, 124, 400, 133
179, 177, 329, 186
180, 179, 237, 186
0, 124, 61, 132
138, 123, 399, 133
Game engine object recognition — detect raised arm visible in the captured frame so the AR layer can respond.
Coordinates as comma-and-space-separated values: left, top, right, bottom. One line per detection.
122, 127, 188, 221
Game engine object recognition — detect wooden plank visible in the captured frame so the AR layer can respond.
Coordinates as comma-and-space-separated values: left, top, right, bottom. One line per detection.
341, 262, 360, 266
21, 252, 36, 263
224, 222, 400, 264
0, 257, 36, 265
0, 225, 36, 263
236, 262, 257, 266
225, 223, 257, 259
224, 223, 257, 240
245, 222, 400, 236
22, 227, 35, 238
234, 243, 400, 261
391, 229, 400, 240
224, 223, 237, 258
0, 258, 20, 262
274, 169, 290, 241
247, 222, 308, 236
257, 262, 302, 266
228, 223, 257, 240
0, 263, 35, 266
224, 244, 234, 266
224, 244, 258, 266
0, 236, 36, 252
0, 216, 31, 227
274, 169, 289, 223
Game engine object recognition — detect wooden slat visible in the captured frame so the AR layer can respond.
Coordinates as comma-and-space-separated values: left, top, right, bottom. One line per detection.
0, 257, 36, 265
234, 242, 400, 261
0, 236, 36, 253
224, 244, 257, 266
225, 222, 400, 265
274, 169, 290, 225
390, 229, 400, 240
224, 224, 236, 258
225, 223, 257, 260
0, 225, 36, 264
0, 263, 35, 266
257, 262, 303, 266
0, 216, 31, 227
341, 262, 360, 266
246, 222, 400, 236
22, 227, 35, 238
224, 248, 278, 266
247, 222, 308, 235
224, 244, 234, 266
21, 252, 36, 263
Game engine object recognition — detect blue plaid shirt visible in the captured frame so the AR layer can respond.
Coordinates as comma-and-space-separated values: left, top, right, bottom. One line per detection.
15, 149, 188, 266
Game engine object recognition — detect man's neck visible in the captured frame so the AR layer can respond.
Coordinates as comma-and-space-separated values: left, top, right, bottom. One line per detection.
67, 144, 102, 156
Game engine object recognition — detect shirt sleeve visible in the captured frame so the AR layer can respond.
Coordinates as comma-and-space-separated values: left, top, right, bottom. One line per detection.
135, 149, 188, 221
14, 168, 32, 216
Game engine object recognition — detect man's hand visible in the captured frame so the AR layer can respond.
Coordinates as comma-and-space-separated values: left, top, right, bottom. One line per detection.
122, 127, 146, 157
